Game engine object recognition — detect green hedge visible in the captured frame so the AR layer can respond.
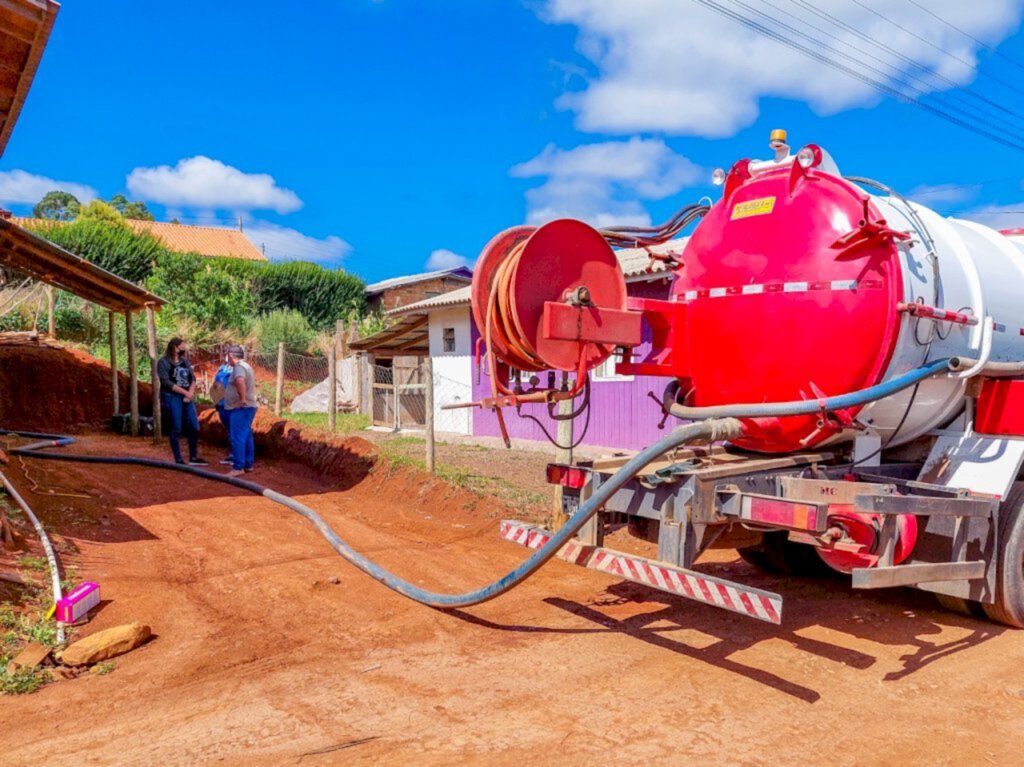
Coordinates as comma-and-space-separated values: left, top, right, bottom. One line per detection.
24, 218, 165, 283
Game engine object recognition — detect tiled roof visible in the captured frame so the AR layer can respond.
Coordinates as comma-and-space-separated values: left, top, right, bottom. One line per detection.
125, 220, 266, 261
365, 266, 473, 294
614, 237, 688, 278
14, 218, 268, 261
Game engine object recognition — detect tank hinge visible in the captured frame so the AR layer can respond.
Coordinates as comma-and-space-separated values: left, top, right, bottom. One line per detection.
831, 197, 911, 259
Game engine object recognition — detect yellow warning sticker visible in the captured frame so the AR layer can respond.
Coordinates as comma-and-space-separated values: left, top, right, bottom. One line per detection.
731, 196, 776, 220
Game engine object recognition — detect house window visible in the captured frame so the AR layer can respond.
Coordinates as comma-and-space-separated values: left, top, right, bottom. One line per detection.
442, 327, 456, 353
591, 348, 633, 382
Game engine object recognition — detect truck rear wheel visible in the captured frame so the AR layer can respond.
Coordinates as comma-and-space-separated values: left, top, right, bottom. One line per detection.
982, 482, 1024, 628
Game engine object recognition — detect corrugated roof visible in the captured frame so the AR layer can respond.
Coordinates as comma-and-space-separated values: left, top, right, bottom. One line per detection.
387, 285, 470, 316
14, 218, 268, 261
365, 266, 472, 295
615, 237, 688, 278
348, 313, 430, 356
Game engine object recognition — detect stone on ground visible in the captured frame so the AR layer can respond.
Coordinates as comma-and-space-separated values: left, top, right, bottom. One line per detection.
59, 622, 151, 666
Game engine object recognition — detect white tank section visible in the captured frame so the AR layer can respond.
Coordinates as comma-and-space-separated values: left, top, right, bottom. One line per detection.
855, 193, 1024, 446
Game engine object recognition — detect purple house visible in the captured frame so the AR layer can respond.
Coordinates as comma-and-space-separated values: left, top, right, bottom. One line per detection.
386, 239, 688, 451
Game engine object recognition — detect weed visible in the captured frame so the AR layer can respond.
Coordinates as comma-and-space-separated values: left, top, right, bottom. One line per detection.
92, 661, 117, 676
1, 667, 50, 695
17, 555, 47, 572
284, 411, 371, 435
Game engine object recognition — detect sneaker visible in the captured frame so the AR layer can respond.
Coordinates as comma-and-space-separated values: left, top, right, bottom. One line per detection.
219, 457, 233, 465
175, 460, 186, 466
226, 469, 245, 478
188, 457, 209, 466
243, 467, 255, 473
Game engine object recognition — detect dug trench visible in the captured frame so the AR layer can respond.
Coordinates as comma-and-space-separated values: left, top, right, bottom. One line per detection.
2, 343, 1024, 766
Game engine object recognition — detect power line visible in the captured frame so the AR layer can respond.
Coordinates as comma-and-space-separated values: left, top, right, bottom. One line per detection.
903, 0, 1024, 74
786, 0, 1024, 125
688, 0, 1024, 153
847, 0, 1024, 99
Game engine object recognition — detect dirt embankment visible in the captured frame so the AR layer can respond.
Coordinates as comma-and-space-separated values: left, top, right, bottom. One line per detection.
0, 339, 152, 432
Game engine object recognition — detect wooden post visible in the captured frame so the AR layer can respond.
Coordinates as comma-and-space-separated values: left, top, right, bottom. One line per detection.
362, 353, 375, 417
46, 285, 55, 337
425, 356, 435, 474
274, 342, 285, 416
393, 364, 401, 432
145, 304, 161, 440
551, 394, 574, 530
353, 352, 363, 417
108, 311, 119, 416
125, 311, 139, 436
327, 343, 337, 432
336, 318, 347, 359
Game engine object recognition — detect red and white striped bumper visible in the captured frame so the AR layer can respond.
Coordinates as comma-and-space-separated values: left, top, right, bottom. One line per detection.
499, 520, 784, 625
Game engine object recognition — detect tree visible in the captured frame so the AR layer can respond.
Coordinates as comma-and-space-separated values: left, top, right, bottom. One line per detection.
77, 200, 126, 226
109, 193, 154, 221
33, 190, 80, 221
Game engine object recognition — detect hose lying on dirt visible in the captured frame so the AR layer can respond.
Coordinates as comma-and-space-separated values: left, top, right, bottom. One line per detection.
0, 419, 743, 610
0, 467, 65, 642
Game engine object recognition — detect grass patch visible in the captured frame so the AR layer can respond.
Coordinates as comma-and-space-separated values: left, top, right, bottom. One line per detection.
0, 667, 50, 695
0, 591, 63, 696
92, 661, 117, 676
283, 411, 370, 435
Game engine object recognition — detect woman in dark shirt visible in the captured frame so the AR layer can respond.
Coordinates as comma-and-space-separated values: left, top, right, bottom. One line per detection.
156, 337, 207, 465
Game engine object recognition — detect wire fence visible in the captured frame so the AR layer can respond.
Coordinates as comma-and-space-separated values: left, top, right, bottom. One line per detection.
371, 363, 472, 433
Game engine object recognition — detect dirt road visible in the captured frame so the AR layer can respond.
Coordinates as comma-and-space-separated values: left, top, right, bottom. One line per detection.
2, 432, 1022, 766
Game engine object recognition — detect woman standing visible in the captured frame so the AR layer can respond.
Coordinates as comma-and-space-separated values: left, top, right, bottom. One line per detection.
157, 337, 207, 466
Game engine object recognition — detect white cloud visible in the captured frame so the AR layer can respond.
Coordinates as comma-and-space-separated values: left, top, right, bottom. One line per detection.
510, 137, 702, 226
127, 156, 302, 213
0, 170, 96, 206
426, 248, 472, 270
962, 202, 1024, 229
539, 0, 1024, 137
244, 220, 352, 265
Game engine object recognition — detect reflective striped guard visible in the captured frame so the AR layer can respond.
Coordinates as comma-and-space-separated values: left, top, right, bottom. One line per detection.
499, 520, 784, 625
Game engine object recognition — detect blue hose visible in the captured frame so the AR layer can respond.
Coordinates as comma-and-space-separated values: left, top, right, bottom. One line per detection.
666, 358, 954, 420
1, 419, 742, 609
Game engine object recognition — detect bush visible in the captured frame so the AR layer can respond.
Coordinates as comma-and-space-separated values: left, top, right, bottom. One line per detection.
223, 260, 365, 331
24, 218, 166, 283
147, 254, 257, 335
253, 309, 315, 354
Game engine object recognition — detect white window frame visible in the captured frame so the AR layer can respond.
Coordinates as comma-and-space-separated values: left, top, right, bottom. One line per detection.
441, 326, 456, 354
591, 348, 634, 382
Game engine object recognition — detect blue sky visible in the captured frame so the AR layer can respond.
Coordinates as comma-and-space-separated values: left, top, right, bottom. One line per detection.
3, 0, 1024, 282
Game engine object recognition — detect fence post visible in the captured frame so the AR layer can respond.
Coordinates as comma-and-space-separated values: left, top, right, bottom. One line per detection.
46, 285, 55, 337
328, 343, 337, 432
336, 318, 347, 359
145, 304, 162, 441
125, 311, 139, 436
108, 311, 119, 416
363, 353, 375, 418
425, 356, 435, 474
551, 395, 574, 530
275, 342, 285, 416
353, 352, 362, 417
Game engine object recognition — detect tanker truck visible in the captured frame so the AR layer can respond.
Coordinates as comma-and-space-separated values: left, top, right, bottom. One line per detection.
469, 130, 1024, 627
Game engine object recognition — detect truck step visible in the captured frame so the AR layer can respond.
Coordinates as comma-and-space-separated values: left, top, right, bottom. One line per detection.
499, 520, 784, 624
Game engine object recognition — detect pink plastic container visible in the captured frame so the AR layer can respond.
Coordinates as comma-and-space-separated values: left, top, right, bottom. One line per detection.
56, 581, 100, 623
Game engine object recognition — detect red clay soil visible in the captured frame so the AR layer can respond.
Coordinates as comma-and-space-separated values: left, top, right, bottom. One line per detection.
0, 340, 152, 432
1, 350, 1024, 765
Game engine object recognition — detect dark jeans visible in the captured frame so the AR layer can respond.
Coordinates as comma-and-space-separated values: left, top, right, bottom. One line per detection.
216, 404, 233, 450
228, 406, 256, 470
162, 392, 199, 464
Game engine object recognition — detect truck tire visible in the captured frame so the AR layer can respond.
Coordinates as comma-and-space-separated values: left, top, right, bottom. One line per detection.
983, 481, 1024, 627
737, 532, 835, 577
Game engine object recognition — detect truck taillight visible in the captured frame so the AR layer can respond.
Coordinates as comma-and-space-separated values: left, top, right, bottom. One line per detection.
546, 463, 588, 489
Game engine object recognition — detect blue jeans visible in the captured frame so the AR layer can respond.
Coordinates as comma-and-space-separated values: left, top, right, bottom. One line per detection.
216, 404, 233, 450
162, 393, 199, 464
228, 406, 256, 470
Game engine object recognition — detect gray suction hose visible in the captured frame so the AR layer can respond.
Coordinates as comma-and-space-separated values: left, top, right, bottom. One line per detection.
3, 418, 743, 609
0, 469, 65, 642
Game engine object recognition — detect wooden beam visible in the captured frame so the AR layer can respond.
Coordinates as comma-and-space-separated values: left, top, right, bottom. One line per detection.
109, 311, 119, 416
274, 342, 285, 416
125, 311, 139, 436
146, 305, 161, 441
45, 284, 54, 336
328, 343, 337, 432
